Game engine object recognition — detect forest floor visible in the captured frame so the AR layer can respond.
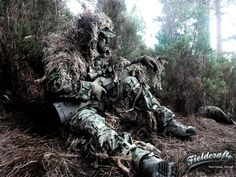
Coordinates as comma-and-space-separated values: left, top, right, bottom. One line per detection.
0, 103, 235, 177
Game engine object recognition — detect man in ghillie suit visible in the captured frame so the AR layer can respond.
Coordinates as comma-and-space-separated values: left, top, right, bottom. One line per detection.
41, 12, 197, 177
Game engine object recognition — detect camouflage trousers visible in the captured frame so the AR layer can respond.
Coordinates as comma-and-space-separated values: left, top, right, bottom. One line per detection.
67, 76, 175, 167
121, 76, 175, 126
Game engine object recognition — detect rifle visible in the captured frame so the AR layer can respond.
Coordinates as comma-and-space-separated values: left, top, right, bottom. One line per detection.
52, 68, 113, 124
86, 58, 145, 91
87, 66, 115, 92
53, 59, 143, 123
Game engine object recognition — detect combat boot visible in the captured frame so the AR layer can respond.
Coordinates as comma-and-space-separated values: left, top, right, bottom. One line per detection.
162, 119, 197, 137
139, 155, 177, 177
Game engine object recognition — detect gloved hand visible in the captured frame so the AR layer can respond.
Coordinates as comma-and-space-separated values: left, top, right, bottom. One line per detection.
140, 56, 158, 72
90, 81, 107, 101
139, 155, 177, 177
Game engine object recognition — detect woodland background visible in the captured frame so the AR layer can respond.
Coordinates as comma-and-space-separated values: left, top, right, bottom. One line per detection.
0, 0, 235, 177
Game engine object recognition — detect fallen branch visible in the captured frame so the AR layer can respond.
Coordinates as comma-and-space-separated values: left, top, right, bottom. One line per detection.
134, 140, 161, 154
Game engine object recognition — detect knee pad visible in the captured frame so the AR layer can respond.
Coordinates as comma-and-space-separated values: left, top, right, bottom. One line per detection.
122, 76, 141, 95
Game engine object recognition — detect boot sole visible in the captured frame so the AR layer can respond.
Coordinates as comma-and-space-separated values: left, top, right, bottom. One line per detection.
155, 160, 178, 177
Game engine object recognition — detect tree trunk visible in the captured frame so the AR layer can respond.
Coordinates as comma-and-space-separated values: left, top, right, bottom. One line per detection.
215, 0, 222, 56
196, 0, 210, 65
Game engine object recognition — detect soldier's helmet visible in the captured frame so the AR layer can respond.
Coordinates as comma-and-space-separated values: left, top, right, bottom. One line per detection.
94, 12, 116, 38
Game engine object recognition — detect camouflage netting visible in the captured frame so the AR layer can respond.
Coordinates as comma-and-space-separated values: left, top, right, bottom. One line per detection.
39, 11, 115, 84
0, 11, 115, 102
40, 11, 165, 93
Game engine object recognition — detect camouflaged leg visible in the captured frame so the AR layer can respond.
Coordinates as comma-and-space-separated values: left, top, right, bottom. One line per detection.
197, 106, 235, 124
121, 77, 197, 137
121, 76, 175, 126
67, 107, 150, 167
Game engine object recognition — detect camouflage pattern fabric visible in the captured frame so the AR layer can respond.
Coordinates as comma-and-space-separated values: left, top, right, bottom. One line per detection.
197, 106, 235, 125
121, 76, 175, 126
66, 75, 175, 165
41, 12, 178, 171
43, 55, 175, 167
45, 67, 175, 167
67, 107, 150, 167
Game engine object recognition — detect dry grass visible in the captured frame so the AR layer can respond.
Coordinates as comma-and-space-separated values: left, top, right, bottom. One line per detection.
0, 107, 235, 177
130, 115, 236, 177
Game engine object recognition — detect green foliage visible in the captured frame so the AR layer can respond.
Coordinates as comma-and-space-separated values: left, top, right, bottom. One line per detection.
115, 14, 145, 58
202, 56, 236, 117
154, 0, 212, 114
202, 58, 228, 105
97, 0, 148, 59
0, 0, 72, 99
155, 0, 236, 116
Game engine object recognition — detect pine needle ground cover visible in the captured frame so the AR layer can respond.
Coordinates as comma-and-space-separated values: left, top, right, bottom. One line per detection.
0, 107, 235, 177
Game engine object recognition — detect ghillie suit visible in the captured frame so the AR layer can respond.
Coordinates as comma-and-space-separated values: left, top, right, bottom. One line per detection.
197, 106, 235, 125
127, 56, 167, 92
40, 11, 198, 177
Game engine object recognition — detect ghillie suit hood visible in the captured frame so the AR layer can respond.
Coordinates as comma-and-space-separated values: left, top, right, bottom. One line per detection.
40, 11, 114, 83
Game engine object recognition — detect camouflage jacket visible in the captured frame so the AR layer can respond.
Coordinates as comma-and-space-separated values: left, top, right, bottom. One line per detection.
41, 32, 130, 103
